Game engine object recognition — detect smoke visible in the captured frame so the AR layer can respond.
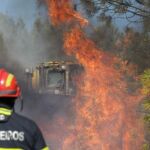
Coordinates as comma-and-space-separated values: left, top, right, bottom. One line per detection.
0, 2, 71, 147
0, 14, 40, 68
0, 0, 72, 70
0, 0, 44, 28
0, 2, 76, 149
0, 14, 68, 70
20, 94, 74, 147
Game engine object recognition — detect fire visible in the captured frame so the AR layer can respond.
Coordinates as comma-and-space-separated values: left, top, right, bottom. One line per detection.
45, 0, 144, 149
46, 0, 88, 26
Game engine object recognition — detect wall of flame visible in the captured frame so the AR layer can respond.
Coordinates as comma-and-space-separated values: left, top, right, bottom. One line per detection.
44, 0, 144, 149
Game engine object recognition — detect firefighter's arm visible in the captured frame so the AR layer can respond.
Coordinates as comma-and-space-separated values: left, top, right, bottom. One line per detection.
42, 147, 49, 150
33, 125, 49, 150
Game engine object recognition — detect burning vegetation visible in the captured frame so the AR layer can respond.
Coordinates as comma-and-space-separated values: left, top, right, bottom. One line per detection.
42, 0, 144, 149
0, 0, 147, 149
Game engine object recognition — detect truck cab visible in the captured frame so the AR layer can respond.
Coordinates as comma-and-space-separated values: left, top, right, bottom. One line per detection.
25, 61, 82, 96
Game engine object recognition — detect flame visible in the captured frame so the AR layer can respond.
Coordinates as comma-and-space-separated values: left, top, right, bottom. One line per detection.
45, 0, 144, 149
46, 0, 88, 26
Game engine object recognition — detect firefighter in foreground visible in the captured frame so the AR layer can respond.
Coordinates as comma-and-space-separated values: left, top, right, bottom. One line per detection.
0, 69, 49, 150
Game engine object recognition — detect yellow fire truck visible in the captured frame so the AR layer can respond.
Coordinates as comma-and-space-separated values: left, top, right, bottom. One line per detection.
25, 61, 82, 96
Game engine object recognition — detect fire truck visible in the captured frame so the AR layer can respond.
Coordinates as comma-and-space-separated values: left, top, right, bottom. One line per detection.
25, 61, 82, 96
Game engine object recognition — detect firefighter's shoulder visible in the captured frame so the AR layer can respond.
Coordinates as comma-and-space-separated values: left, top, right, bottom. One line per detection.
11, 112, 40, 134
10, 113, 49, 149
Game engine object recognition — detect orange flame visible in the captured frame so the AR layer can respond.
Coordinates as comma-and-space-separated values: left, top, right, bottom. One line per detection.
46, 0, 88, 26
46, 0, 144, 149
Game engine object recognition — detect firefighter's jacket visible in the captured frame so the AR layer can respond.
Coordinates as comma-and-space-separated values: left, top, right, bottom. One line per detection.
0, 107, 49, 150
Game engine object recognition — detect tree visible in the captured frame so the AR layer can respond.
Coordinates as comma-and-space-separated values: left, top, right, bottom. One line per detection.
80, 0, 150, 23
77, 0, 150, 73
117, 27, 150, 72
140, 69, 150, 149
90, 21, 120, 52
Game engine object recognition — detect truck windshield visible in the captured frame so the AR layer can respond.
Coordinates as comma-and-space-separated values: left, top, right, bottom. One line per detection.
47, 70, 65, 88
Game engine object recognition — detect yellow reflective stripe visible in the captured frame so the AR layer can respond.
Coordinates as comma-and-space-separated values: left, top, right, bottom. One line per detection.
0, 108, 12, 112
0, 108, 12, 115
0, 148, 23, 150
6, 74, 14, 87
42, 147, 49, 150
0, 147, 49, 150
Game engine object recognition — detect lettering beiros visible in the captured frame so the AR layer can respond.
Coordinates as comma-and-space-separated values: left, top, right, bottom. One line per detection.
0, 131, 24, 141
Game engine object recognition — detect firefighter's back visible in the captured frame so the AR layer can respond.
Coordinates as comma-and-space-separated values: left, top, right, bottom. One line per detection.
0, 110, 47, 150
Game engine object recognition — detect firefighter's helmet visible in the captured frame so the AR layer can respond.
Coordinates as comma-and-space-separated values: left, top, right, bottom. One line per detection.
0, 69, 21, 98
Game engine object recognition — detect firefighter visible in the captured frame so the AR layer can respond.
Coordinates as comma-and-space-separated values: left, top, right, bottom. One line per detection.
0, 69, 49, 150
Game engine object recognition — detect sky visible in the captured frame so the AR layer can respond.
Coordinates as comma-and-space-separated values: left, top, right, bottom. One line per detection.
0, 0, 37, 28
0, 0, 142, 31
